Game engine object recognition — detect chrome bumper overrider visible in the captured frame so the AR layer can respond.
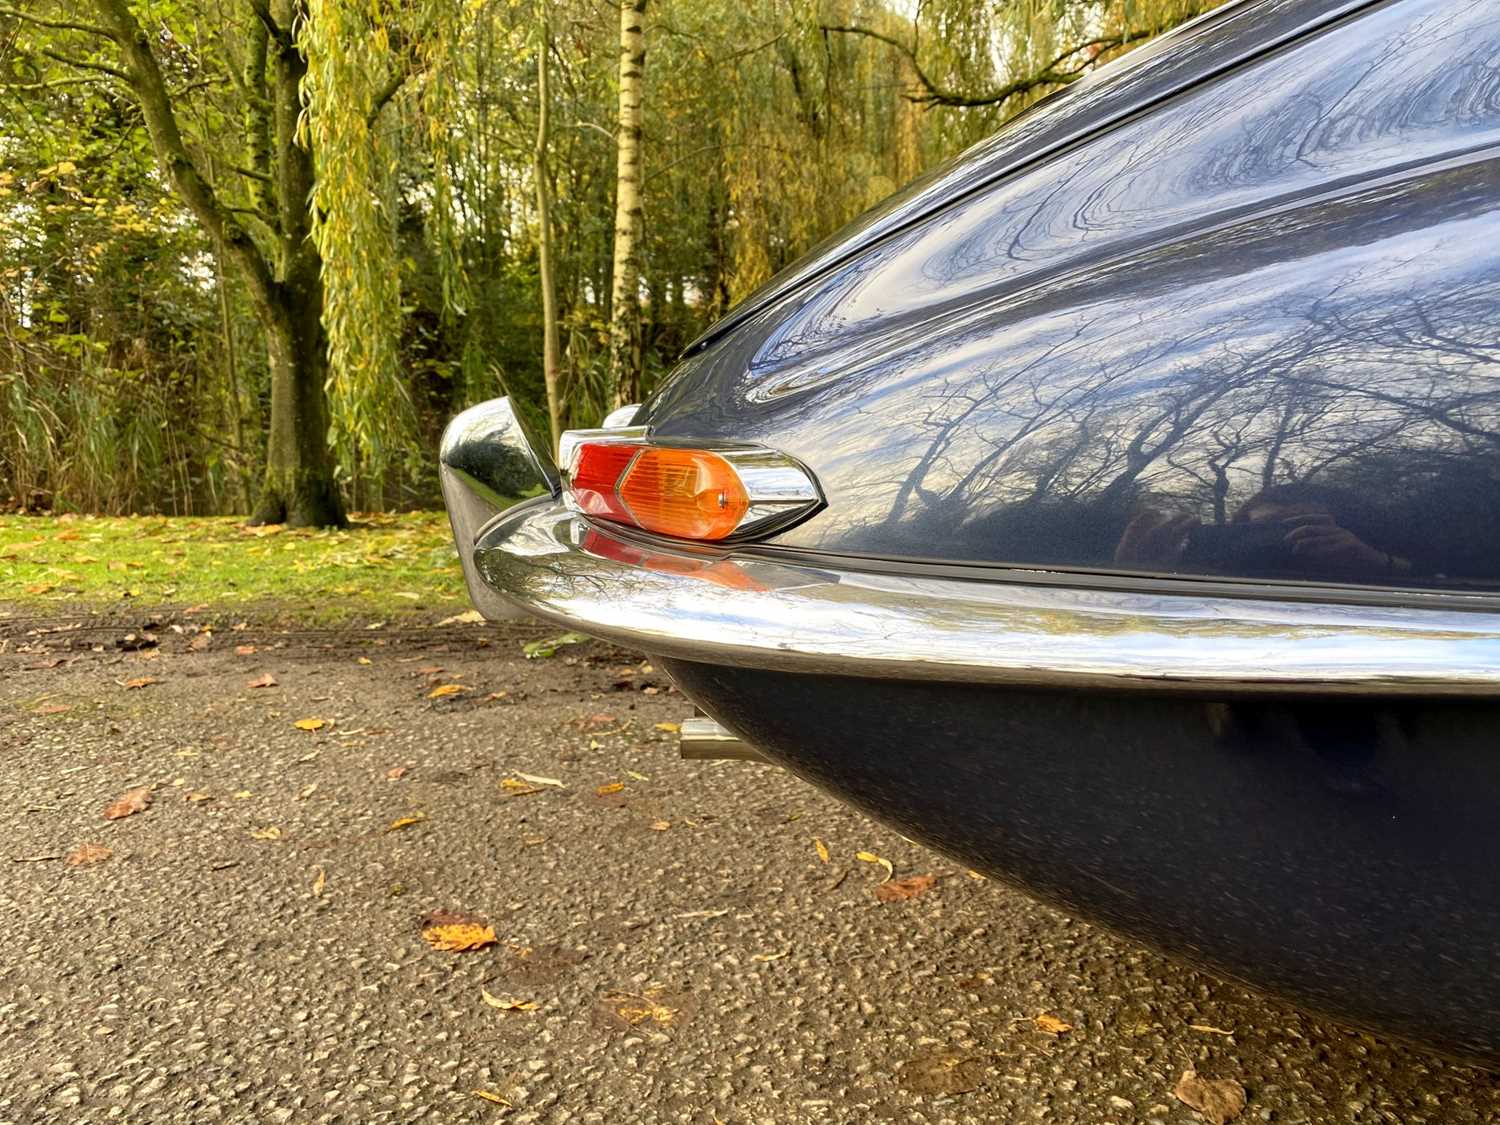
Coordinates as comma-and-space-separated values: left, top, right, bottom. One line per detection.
443, 398, 1500, 696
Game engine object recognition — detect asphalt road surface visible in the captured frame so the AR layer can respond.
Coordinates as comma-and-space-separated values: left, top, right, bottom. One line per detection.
2, 610, 1497, 1124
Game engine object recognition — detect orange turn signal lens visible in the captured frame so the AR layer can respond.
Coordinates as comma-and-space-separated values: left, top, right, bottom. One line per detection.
618, 447, 749, 541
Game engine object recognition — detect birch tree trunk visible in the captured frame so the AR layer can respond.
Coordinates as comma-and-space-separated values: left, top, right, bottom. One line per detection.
535, 7, 563, 454
608, 0, 646, 410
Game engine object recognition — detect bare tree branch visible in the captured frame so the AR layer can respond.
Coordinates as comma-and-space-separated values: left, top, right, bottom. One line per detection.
39, 47, 128, 81
0, 4, 115, 40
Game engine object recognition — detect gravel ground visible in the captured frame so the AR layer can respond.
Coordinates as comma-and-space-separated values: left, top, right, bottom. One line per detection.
2, 608, 1497, 1124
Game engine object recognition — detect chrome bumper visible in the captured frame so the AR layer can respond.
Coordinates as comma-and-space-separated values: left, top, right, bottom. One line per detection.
443, 398, 1500, 696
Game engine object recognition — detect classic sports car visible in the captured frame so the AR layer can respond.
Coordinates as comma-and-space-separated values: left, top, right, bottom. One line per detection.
443, 0, 1500, 1060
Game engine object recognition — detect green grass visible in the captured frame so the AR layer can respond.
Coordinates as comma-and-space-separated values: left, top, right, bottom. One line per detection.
0, 511, 476, 622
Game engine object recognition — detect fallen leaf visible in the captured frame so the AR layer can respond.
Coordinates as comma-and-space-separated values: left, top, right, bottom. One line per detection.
1033, 1012, 1074, 1036
102, 786, 151, 820
438, 609, 485, 626
481, 988, 539, 1012
966, 869, 987, 881
188, 632, 213, 652
246, 673, 278, 689
626, 770, 650, 781
386, 814, 425, 832
386, 766, 408, 780
235, 644, 257, 655
653, 721, 680, 733
1189, 1023, 1235, 1037
293, 717, 326, 731
1173, 1069, 1247, 1125
814, 838, 830, 864
472, 1091, 510, 1107
107, 560, 128, 572
596, 782, 625, 796
602, 988, 678, 1027
311, 866, 326, 896
421, 911, 497, 953
36, 702, 72, 715
875, 873, 938, 902
233, 789, 253, 799
897, 1052, 987, 1096
649, 820, 671, 831
356, 656, 372, 665
523, 631, 588, 659
123, 676, 162, 690
753, 949, 790, 963
249, 825, 282, 840
24, 582, 55, 595
66, 843, 112, 866
499, 778, 542, 796
297, 783, 318, 800
855, 851, 894, 883
427, 683, 466, 699
514, 770, 565, 789
184, 792, 214, 803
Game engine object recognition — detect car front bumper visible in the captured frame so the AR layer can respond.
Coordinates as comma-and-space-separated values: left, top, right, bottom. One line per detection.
443, 398, 1500, 698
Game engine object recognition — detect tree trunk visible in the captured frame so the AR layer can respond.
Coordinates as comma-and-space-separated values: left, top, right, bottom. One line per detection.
608, 0, 646, 409
251, 278, 344, 527
535, 7, 563, 454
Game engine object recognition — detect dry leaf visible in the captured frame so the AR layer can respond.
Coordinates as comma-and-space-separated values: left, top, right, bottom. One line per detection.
897, 1052, 987, 1096
421, 911, 497, 953
1033, 1013, 1074, 1036
36, 703, 71, 715
481, 988, 539, 1012
311, 866, 326, 896
653, 721, 680, 733
297, 783, 318, 800
500, 779, 542, 796
102, 786, 151, 820
357, 656, 372, 665
472, 1091, 510, 1107
514, 770, 565, 789
855, 851, 894, 883
438, 609, 485, 626
293, 717, 326, 731
249, 825, 282, 840
753, 949, 790, 963
814, 838, 830, 864
386, 814, 425, 832
1189, 1023, 1235, 1036
1173, 1069, 1247, 1125
184, 791, 214, 803
66, 843, 112, 866
649, 820, 671, 831
386, 766, 407, 780
124, 676, 162, 690
603, 989, 677, 1026
427, 683, 466, 699
596, 782, 625, 796
188, 632, 213, 652
235, 644, 257, 655
246, 673, 278, 689
875, 873, 938, 902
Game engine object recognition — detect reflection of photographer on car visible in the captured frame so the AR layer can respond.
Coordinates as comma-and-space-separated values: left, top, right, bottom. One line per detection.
1115, 483, 1414, 580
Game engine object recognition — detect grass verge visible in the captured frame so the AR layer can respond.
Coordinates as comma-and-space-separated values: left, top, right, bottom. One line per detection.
0, 511, 476, 624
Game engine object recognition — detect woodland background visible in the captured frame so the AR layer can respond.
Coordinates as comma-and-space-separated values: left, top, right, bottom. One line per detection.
0, 0, 1217, 527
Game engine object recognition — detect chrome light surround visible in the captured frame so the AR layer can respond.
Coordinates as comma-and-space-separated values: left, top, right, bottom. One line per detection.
556, 424, 823, 543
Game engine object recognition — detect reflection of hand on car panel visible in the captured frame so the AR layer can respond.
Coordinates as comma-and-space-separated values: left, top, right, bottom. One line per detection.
1279, 512, 1412, 574
1113, 510, 1200, 567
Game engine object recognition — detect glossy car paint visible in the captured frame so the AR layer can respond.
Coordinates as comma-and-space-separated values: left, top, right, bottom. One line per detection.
662, 658, 1500, 1060
644, 0, 1500, 594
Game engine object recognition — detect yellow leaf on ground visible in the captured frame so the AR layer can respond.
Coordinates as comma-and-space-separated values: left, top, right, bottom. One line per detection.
481, 988, 539, 1012
386, 814, 425, 832
514, 770, 565, 789
855, 851, 894, 883
500, 778, 542, 796
311, 866, 326, 896
814, 838, 830, 864
184, 792, 214, 803
649, 820, 671, 831
357, 656, 372, 665
1034, 1013, 1074, 1036
66, 843, 112, 866
472, 1091, 510, 1106
102, 786, 151, 820
427, 683, 466, 699
246, 673, 278, 689
653, 721, 680, 733
753, 949, 790, 963
596, 782, 625, 796
249, 825, 282, 840
421, 912, 497, 953
293, 718, 326, 731
298, 783, 318, 800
